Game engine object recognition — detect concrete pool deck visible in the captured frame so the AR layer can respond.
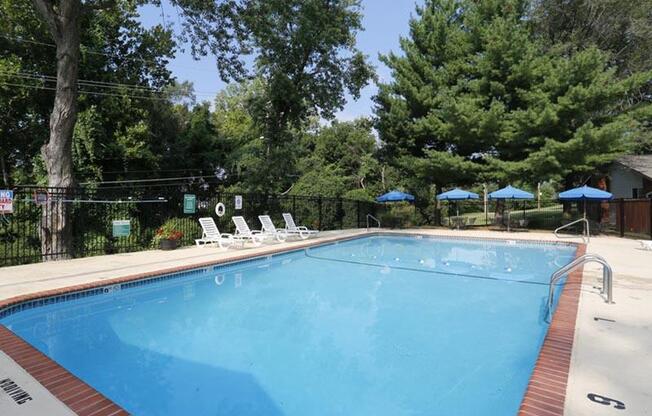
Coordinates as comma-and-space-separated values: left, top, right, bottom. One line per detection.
0, 228, 650, 415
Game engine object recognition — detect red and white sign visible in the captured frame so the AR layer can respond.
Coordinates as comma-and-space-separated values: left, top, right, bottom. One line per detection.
0, 190, 13, 214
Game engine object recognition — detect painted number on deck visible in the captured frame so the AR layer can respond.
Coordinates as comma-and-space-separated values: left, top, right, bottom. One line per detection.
588, 393, 625, 410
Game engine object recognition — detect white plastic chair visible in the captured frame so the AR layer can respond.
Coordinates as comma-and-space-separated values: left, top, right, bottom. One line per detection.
195, 218, 235, 249
232, 216, 266, 246
638, 240, 652, 251
258, 215, 288, 242
282, 213, 319, 240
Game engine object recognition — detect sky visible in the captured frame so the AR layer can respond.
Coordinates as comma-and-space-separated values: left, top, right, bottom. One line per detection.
138, 0, 415, 121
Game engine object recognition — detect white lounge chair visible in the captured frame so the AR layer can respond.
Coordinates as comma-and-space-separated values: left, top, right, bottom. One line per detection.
282, 213, 319, 240
232, 216, 266, 246
258, 215, 288, 242
638, 240, 652, 251
195, 217, 235, 249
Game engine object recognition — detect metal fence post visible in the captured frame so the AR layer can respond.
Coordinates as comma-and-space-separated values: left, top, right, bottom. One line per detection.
649, 199, 652, 239
357, 200, 360, 228
318, 197, 322, 230
619, 198, 625, 237
338, 198, 343, 229
292, 195, 296, 219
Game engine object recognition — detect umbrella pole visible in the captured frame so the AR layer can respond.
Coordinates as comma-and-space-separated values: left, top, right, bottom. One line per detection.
456, 203, 460, 230
507, 200, 511, 232
584, 199, 588, 239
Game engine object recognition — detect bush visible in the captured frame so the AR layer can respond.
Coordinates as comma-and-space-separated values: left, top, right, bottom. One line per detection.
378, 203, 417, 229
81, 232, 109, 254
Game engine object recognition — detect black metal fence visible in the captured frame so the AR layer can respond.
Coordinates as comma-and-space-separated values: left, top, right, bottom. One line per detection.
379, 198, 652, 238
0, 185, 378, 267
2, 184, 650, 267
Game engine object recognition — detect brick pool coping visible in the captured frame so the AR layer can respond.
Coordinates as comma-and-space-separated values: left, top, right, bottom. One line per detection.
0, 232, 585, 415
519, 243, 587, 416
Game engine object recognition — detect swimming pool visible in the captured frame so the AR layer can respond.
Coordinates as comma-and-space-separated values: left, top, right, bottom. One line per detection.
0, 235, 577, 415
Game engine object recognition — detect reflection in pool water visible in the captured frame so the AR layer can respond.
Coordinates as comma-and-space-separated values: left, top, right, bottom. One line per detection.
1, 235, 576, 416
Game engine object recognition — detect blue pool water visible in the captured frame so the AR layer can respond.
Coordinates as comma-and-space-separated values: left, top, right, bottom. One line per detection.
1, 236, 576, 415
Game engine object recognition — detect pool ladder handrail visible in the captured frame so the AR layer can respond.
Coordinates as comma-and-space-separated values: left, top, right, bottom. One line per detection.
554, 218, 590, 243
546, 253, 613, 321
366, 214, 381, 231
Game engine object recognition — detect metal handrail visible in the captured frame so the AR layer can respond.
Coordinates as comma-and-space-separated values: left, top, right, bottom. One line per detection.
546, 253, 613, 322
366, 214, 381, 231
554, 218, 590, 243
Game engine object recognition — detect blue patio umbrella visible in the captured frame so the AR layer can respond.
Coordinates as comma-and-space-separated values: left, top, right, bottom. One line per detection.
558, 185, 613, 219
436, 188, 479, 201
437, 188, 479, 227
488, 185, 534, 200
376, 190, 415, 203
558, 185, 612, 201
488, 186, 534, 231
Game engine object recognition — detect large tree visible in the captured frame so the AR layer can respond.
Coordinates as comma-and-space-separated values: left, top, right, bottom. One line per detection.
17, 0, 371, 257
31, 0, 82, 190
375, 0, 651, 197
531, 0, 652, 76
5, 0, 177, 258
242, 0, 374, 191
292, 118, 380, 199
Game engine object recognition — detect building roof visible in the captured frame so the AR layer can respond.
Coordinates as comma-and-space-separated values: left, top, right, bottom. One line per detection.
615, 155, 652, 181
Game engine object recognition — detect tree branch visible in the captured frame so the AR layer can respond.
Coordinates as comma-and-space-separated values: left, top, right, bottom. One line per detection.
82, 0, 117, 12
31, 0, 61, 42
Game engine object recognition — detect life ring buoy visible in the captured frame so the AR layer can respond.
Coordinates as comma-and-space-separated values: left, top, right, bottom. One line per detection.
215, 202, 226, 217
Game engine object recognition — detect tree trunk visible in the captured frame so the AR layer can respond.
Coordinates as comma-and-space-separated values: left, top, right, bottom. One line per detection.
32, 0, 81, 260
0, 153, 8, 186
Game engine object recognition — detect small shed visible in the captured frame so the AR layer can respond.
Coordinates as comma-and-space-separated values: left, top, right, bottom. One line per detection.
608, 155, 652, 199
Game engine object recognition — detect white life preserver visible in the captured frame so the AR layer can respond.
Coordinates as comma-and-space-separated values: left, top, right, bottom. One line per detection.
215, 202, 226, 217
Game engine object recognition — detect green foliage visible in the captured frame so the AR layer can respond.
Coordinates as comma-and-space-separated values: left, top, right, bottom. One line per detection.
291, 167, 349, 198
531, 0, 652, 76
242, 0, 374, 191
378, 203, 418, 229
81, 232, 110, 254
343, 188, 375, 202
3, 0, 650, 217
375, 0, 652, 193
151, 218, 201, 247
293, 118, 381, 197
0, 0, 177, 185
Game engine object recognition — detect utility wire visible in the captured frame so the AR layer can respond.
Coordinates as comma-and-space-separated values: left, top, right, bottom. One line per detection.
0, 70, 219, 96
102, 168, 203, 174
0, 34, 218, 74
0, 80, 173, 101
80, 175, 218, 185
1, 71, 163, 93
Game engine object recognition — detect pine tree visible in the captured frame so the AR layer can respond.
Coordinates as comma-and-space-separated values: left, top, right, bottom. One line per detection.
375, 0, 652, 191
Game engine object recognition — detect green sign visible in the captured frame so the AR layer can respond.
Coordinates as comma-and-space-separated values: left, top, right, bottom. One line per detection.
112, 220, 131, 237
183, 194, 196, 214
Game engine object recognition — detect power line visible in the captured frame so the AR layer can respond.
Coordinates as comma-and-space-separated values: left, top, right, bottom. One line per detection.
102, 168, 203, 174
0, 34, 219, 74
0, 70, 220, 97
0, 81, 173, 101
80, 175, 218, 185
1, 71, 163, 93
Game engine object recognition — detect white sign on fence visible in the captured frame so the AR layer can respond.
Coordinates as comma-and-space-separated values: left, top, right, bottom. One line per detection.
0, 190, 13, 214
235, 195, 243, 210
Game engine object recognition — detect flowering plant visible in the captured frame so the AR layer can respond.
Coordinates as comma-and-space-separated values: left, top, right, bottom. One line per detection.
152, 222, 184, 242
